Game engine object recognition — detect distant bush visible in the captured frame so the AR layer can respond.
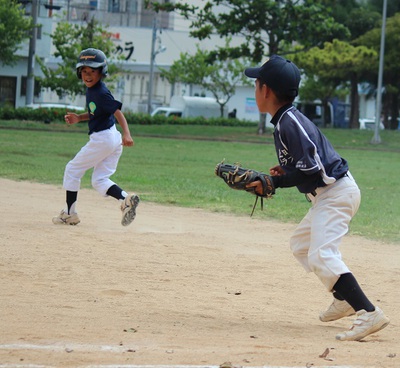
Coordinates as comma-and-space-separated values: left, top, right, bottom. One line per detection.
123, 111, 257, 127
1, 107, 257, 127
0, 107, 80, 124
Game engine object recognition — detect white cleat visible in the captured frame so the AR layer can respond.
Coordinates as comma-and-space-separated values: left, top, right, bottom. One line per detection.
121, 194, 140, 226
320, 298, 355, 322
336, 306, 390, 341
52, 209, 80, 225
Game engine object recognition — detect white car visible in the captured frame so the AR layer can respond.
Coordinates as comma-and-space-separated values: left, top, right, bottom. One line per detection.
151, 107, 183, 117
26, 103, 85, 111
359, 118, 384, 130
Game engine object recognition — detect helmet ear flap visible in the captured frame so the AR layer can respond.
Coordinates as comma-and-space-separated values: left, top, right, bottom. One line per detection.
102, 64, 108, 77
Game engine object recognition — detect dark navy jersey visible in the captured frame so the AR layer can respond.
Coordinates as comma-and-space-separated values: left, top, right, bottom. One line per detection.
271, 104, 348, 194
86, 81, 122, 134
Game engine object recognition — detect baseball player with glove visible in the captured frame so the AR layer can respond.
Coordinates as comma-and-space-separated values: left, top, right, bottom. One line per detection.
216, 55, 389, 341
52, 48, 139, 227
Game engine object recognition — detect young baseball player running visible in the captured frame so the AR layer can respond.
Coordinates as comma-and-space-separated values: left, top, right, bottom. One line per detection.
52, 48, 139, 227
244, 55, 389, 341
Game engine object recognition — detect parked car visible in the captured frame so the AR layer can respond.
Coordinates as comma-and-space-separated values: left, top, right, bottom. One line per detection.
359, 118, 385, 130
151, 107, 183, 118
151, 96, 225, 119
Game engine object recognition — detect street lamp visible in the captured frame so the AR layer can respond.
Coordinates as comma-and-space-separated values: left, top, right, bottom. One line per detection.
371, 0, 387, 144
147, 16, 166, 115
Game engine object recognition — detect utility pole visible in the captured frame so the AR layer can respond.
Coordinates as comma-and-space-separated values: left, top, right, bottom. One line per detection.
371, 0, 387, 145
26, 0, 39, 105
147, 16, 157, 115
147, 15, 166, 114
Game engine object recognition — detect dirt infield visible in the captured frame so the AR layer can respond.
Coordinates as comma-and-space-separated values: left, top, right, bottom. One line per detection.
0, 178, 399, 368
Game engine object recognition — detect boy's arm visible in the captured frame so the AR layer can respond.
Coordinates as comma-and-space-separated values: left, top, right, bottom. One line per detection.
114, 109, 134, 147
65, 112, 89, 125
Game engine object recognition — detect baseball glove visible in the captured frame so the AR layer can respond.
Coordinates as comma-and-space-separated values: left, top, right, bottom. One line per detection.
214, 161, 275, 215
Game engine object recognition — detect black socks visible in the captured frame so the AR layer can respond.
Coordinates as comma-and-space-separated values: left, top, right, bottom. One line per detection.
106, 184, 125, 200
66, 191, 78, 214
333, 272, 375, 312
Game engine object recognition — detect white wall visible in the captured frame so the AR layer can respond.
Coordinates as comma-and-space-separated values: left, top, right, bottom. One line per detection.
0, 13, 53, 108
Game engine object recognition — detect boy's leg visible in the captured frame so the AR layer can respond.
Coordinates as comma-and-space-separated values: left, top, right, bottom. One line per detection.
54, 136, 103, 224
290, 209, 313, 271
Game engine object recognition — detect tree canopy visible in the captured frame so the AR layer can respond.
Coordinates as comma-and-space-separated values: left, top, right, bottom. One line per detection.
0, 0, 34, 66
150, 0, 349, 62
291, 40, 378, 128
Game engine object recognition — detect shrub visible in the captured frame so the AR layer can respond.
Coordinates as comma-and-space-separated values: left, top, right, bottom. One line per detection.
1, 107, 258, 127
0, 107, 81, 123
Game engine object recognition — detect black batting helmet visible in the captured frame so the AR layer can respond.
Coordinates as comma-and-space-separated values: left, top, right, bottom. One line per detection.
76, 48, 108, 79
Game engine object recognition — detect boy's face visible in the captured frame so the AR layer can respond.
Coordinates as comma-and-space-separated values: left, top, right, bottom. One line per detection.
80, 66, 102, 88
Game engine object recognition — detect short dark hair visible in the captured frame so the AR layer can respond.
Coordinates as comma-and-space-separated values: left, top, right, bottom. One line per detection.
257, 78, 295, 104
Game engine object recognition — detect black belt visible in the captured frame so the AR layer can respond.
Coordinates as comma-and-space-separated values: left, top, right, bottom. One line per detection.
306, 172, 348, 201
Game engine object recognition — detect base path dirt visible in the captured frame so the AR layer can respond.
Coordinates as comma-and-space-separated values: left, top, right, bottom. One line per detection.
0, 178, 399, 368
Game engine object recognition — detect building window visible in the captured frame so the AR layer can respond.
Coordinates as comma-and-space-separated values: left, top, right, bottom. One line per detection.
108, 0, 120, 13
126, 0, 137, 14
0, 77, 17, 108
37, 24, 42, 40
20, 77, 41, 97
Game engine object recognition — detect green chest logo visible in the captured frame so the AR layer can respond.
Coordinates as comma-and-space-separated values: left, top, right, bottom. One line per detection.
89, 102, 97, 115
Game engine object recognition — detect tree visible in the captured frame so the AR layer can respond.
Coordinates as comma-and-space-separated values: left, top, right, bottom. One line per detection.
321, 0, 381, 40
37, 18, 118, 98
0, 0, 34, 66
291, 40, 378, 129
149, 0, 349, 63
160, 43, 251, 117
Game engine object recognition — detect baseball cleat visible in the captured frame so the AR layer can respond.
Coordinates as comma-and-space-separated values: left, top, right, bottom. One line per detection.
52, 209, 80, 225
335, 306, 390, 341
121, 194, 140, 226
320, 298, 355, 322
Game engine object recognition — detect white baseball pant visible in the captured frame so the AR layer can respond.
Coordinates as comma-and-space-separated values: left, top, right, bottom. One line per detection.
290, 172, 361, 291
63, 125, 123, 196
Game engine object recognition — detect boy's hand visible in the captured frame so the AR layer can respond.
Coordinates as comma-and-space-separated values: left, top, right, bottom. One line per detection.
269, 165, 285, 176
245, 180, 265, 196
122, 134, 134, 147
64, 112, 79, 125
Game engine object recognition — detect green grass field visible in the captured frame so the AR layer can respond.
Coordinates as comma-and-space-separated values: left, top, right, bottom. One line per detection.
1, 120, 399, 243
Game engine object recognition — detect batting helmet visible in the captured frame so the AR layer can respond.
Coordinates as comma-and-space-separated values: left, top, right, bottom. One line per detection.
76, 48, 108, 79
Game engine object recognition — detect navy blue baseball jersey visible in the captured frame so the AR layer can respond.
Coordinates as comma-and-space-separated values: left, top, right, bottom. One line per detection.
271, 104, 348, 194
86, 81, 122, 135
